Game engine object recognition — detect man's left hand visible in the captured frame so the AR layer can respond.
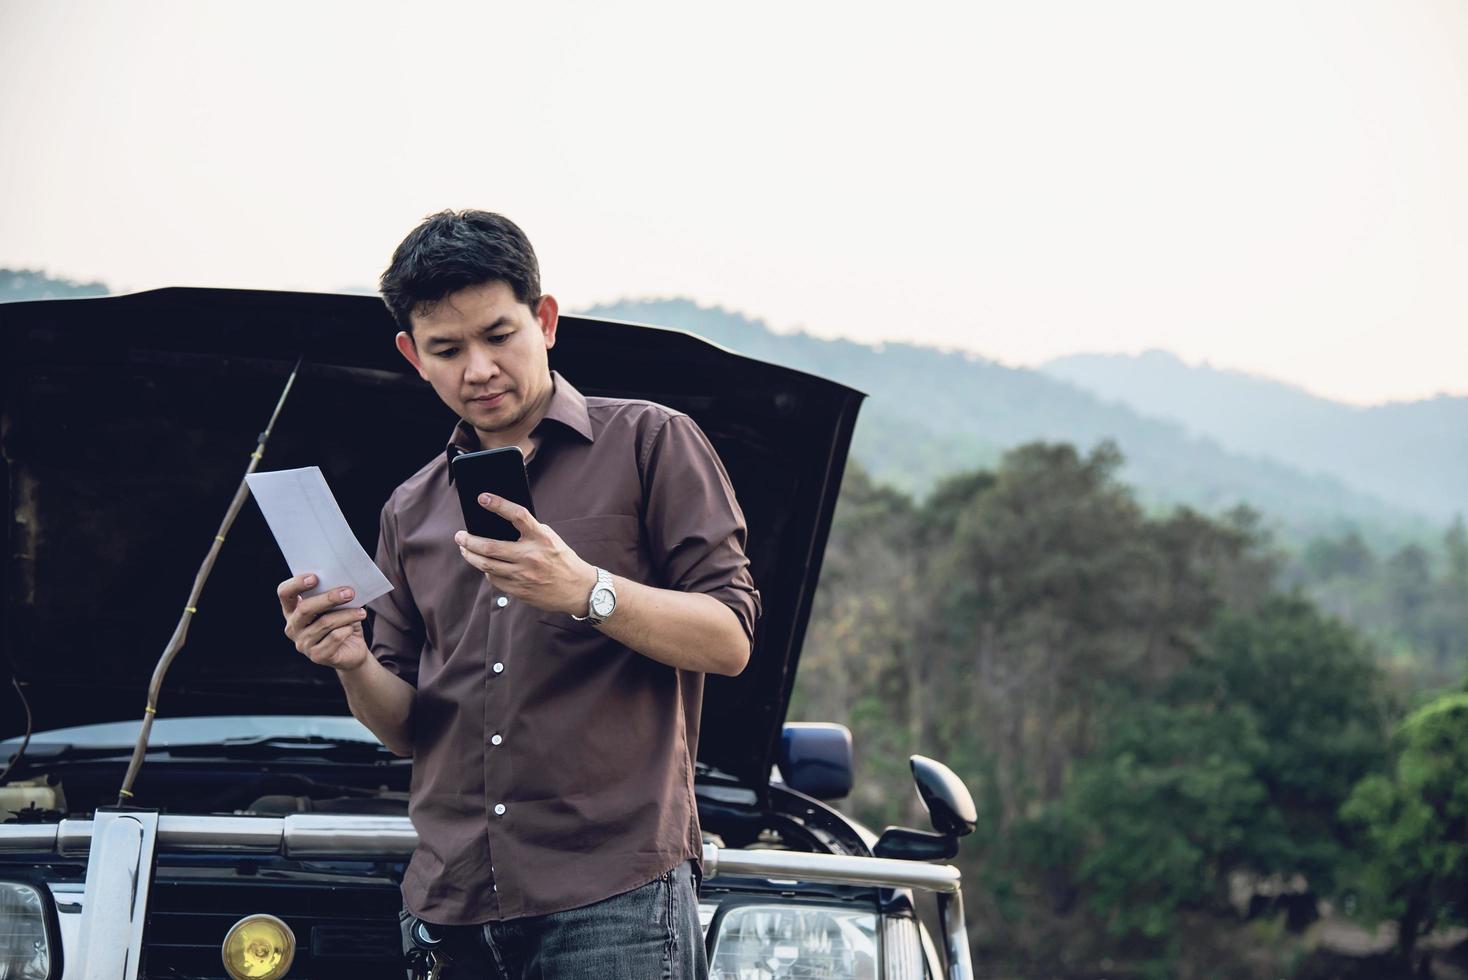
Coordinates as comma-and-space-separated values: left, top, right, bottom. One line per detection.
455, 494, 597, 616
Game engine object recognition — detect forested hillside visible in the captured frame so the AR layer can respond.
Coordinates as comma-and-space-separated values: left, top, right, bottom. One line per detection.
581, 298, 1426, 546
583, 297, 1466, 686
791, 447, 1467, 978
1285, 521, 1468, 685
1043, 350, 1467, 521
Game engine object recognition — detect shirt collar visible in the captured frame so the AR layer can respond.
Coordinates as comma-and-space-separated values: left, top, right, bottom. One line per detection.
444, 371, 594, 477
538, 370, 594, 444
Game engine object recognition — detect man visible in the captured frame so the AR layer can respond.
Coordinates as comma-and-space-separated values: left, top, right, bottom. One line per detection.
277, 210, 760, 979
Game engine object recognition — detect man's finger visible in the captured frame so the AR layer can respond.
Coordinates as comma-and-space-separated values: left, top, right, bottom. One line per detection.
277, 573, 319, 617
458, 545, 519, 580
296, 607, 367, 651
478, 493, 542, 539
286, 586, 358, 636
295, 586, 357, 618
307, 623, 361, 666
456, 531, 528, 562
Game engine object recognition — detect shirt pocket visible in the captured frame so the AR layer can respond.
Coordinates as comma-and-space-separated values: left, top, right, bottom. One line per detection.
538, 513, 642, 635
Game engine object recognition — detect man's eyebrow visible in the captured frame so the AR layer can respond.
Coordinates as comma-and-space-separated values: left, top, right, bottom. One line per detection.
423, 317, 516, 346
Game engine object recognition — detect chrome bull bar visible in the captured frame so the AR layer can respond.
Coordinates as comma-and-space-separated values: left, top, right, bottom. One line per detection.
2, 814, 975, 980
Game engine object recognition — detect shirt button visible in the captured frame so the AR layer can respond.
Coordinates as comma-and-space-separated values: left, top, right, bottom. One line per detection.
493, 662, 504, 674
496, 596, 508, 608
491, 734, 502, 746
494, 804, 506, 816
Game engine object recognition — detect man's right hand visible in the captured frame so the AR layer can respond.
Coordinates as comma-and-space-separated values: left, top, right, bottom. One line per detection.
279, 574, 371, 671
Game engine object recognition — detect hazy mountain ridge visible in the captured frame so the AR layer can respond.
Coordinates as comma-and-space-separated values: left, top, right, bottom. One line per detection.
1041, 351, 1467, 520
2, 274, 1439, 543
1, 268, 108, 303
581, 298, 1424, 544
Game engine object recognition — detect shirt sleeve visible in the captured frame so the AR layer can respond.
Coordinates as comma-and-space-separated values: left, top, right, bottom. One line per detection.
366, 495, 424, 687
641, 412, 762, 645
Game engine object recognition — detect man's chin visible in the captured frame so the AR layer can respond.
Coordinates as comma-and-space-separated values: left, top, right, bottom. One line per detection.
463, 400, 524, 433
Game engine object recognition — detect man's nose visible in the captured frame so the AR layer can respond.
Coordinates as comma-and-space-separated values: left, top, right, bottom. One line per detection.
463, 343, 499, 383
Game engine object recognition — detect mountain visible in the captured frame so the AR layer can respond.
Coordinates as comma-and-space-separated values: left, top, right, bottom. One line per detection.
580, 299, 1427, 545
0, 269, 108, 303
1041, 351, 1466, 521
4, 272, 1438, 543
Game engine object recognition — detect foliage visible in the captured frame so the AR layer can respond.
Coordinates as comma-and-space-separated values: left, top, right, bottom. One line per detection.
1189, 600, 1390, 885
1065, 702, 1267, 943
789, 445, 1417, 977
1341, 692, 1468, 966
1288, 518, 1468, 685
592, 295, 1468, 683
1052, 598, 1389, 959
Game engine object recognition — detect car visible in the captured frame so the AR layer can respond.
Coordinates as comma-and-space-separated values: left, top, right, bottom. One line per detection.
0, 287, 978, 980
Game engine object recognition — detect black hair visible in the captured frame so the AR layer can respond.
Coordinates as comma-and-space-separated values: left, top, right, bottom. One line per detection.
378, 210, 542, 332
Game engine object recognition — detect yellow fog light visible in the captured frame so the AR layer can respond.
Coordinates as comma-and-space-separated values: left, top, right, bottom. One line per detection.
221, 913, 296, 980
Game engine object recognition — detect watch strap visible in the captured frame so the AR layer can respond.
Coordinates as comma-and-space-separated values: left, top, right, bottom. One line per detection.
571, 567, 615, 622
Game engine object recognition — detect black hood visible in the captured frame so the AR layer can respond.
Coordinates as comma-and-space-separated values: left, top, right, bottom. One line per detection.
1, 287, 862, 795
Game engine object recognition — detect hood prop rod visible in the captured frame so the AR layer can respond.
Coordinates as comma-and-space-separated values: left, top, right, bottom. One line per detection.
115, 356, 304, 807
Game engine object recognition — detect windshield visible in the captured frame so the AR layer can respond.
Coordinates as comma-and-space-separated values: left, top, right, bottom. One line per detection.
0, 715, 381, 752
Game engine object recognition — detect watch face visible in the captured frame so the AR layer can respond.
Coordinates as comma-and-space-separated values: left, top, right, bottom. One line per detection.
591, 588, 616, 618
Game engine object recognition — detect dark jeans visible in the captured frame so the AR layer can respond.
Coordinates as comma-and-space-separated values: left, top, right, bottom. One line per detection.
422, 861, 708, 980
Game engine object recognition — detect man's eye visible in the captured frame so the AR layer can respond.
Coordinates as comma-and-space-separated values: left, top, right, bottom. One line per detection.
433, 348, 458, 359
488, 333, 512, 345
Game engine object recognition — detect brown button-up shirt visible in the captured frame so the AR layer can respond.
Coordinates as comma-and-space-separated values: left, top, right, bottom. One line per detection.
366, 371, 760, 925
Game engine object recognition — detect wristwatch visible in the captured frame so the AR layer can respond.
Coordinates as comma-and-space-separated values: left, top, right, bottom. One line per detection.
572, 567, 617, 624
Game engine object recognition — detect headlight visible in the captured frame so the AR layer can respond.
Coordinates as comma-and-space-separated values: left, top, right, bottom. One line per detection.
0, 880, 59, 980
709, 904, 877, 980
221, 914, 296, 980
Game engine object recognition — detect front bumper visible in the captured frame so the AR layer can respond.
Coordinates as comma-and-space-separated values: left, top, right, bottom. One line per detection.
3, 812, 973, 979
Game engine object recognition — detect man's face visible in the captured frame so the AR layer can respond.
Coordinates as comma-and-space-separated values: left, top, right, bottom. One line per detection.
394, 280, 559, 445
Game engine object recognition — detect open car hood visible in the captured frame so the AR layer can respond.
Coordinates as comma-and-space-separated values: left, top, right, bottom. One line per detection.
1, 288, 863, 796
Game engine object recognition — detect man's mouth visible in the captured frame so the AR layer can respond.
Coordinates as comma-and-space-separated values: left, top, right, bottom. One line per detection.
469, 392, 509, 407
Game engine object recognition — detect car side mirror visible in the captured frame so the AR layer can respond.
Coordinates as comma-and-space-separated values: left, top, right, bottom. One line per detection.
872, 755, 978, 861
910, 755, 977, 837
777, 723, 853, 801
871, 826, 959, 861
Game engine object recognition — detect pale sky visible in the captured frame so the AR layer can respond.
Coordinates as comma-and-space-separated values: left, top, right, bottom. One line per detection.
2, 0, 1465, 406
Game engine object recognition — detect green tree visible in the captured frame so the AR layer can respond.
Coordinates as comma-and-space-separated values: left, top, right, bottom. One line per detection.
1302, 530, 1375, 582
1341, 692, 1468, 971
787, 461, 931, 827
1422, 519, 1468, 674
1065, 704, 1265, 954
794, 442, 1397, 976
1189, 598, 1389, 888
1290, 519, 1468, 686
1386, 545, 1434, 625
1041, 598, 1387, 966
926, 442, 1162, 820
1446, 517, 1468, 583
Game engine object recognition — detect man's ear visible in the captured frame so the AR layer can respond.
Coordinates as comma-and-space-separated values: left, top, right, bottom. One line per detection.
536, 295, 560, 351
394, 331, 429, 381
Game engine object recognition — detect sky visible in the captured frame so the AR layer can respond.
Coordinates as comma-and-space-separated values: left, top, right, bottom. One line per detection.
1, 0, 1465, 406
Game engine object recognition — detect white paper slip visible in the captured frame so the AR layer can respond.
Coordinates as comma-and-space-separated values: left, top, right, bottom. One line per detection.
245, 466, 393, 608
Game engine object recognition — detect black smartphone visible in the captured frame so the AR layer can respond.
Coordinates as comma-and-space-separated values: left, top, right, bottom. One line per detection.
450, 447, 536, 541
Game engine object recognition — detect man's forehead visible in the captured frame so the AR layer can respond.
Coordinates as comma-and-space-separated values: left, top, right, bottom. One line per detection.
410, 281, 527, 335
